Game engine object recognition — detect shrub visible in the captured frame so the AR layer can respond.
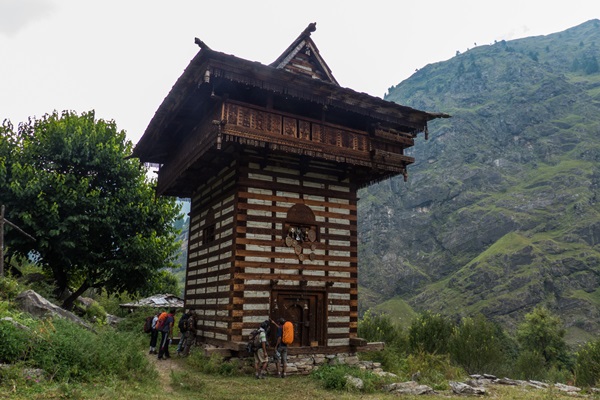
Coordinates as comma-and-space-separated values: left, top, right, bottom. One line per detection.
311, 364, 388, 393
186, 352, 240, 376
0, 276, 21, 300
514, 350, 547, 380
29, 319, 98, 381
358, 310, 407, 351
360, 346, 407, 375
0, 318, 31, 363
28, 317, 156, 383
574, 338, 600, 387
404, 351, 465, 390
115, 307, 157, 334
83, 301, 107, 325
312, 364, 350, 391
449, 314, 506, 375
408, 311, 454, 355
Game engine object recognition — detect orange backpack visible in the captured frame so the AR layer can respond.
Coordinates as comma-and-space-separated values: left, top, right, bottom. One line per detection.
282, 321, 294, 345
155, 312, 168, 330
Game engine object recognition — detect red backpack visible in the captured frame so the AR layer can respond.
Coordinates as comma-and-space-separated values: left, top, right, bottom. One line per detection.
143, 316, 153, 333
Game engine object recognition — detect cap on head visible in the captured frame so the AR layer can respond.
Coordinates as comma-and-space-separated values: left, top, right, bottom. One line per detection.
278, 318, 285, 325
260, 320, 269, 330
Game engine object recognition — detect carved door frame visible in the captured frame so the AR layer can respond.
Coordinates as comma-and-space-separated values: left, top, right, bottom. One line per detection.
271, 288, 326, 347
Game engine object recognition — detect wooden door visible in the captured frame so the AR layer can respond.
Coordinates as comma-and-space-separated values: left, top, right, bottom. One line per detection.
271, 290, 326, 347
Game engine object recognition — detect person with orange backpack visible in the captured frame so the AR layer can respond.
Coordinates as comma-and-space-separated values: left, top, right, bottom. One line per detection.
156, 309, 175, 360
272, 317, 293, 378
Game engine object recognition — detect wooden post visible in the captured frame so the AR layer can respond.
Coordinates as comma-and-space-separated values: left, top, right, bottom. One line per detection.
0, 205, 4, 276
0, 205, 36, 277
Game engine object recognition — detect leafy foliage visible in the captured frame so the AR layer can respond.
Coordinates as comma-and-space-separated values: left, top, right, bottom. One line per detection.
358, 310, 407, 351
0, 310, 156, 384
310, 364, 387, 393
449, 314, 508, 375
0, 275, 22, 301
186, 352, 240, 376
513, 350, 547, 381
408, 311, 453, 354
574, 337, 600, 387
516, 306, 570, 368
0, 111, 181, 310
0, 318, 31, 363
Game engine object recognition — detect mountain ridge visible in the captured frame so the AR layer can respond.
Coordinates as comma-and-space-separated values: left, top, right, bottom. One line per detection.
358, 19, 600, 342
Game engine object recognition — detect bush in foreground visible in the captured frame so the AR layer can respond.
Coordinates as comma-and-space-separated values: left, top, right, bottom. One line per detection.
574, 338, 600, 387
311, 364, 390, 393
0, 311, 156, 385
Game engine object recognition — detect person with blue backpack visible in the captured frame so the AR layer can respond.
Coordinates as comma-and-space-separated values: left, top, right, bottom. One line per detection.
272, 317, 293, 378
253, 320, 269, 379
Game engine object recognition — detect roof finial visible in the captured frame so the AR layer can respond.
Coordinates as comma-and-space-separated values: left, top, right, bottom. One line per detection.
302, 22, 317, 36
194, 37, 211, 50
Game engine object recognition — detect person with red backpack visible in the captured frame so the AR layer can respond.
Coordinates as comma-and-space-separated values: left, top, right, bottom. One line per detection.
272, 317, 293, 378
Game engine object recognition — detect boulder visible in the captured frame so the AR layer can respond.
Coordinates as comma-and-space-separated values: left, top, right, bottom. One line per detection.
14, 290, 94, 331
0, 317, 30, 331
450, 381, 486, 395
345, 375, 364, 390
383, 381, 435, 395
553, 383, 581, 393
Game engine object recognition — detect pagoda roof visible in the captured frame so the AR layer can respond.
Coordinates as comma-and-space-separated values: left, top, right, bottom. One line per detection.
132, 23, 448, 165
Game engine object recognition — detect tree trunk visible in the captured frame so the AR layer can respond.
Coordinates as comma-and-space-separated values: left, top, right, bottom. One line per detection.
61, 282, 90, 311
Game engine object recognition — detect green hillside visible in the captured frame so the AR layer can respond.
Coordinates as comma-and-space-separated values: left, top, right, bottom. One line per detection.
358, 19, 600, 340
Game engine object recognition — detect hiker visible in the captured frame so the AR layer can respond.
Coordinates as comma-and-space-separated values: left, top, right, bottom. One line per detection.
254, 320, 269, 379
176, 310, 191, 355
181, 311, 197, 357
272, 317, 293, 378
148, 311, 161, 354
157, 308, 175, 360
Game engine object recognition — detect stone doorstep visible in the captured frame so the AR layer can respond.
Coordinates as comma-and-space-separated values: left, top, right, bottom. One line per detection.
240, 351, 381, 377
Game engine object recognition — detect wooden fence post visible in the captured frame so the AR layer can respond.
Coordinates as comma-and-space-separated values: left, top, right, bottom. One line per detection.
0, 204, 4, 276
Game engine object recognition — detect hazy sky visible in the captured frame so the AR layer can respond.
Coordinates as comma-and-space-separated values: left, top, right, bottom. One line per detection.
1, 0, 599, 145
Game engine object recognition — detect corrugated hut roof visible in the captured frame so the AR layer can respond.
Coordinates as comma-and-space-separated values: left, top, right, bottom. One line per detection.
119, 293, 184, 309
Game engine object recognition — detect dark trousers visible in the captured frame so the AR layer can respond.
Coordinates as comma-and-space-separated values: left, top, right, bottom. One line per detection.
157, 331, 170, 359
150, 329, 159, 348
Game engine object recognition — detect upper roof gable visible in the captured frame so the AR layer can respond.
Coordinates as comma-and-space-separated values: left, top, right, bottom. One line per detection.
269, 22, 339, 86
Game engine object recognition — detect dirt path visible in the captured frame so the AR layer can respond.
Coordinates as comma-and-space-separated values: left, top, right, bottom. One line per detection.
146, 352, 184, 393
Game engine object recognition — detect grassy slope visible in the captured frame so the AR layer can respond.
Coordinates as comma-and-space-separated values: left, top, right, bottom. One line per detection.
7, 358, 587, 400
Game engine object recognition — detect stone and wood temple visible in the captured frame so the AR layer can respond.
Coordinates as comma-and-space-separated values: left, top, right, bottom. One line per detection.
132, 23, 448, 356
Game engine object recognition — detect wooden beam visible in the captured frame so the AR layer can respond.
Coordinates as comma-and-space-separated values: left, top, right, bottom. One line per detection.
0, 205, 36, 277
349, 337, 367, 347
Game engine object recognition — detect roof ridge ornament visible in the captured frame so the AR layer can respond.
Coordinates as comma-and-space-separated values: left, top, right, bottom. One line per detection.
302, 22, 317, 37
194, 37, 210, 50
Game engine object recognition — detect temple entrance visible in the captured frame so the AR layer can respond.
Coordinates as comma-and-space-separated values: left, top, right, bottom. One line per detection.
271, 289, 326, 347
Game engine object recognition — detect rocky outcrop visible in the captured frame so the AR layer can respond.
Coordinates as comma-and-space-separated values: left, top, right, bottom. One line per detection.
14, 290, 94, 331
383, 381, 436, 395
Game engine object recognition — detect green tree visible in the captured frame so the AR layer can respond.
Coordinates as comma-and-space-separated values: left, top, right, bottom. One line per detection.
448, 314, 505, 374
0, 111, 181, 310
408, 311, 454, 355
516, 306, 569, 367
